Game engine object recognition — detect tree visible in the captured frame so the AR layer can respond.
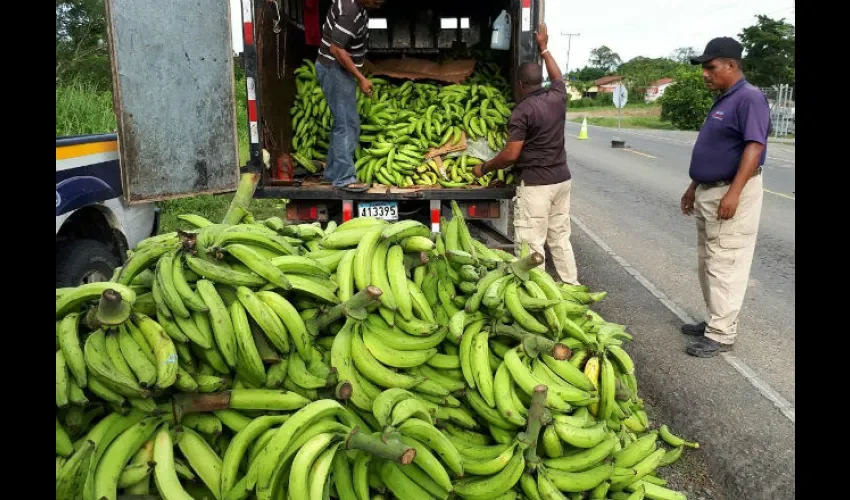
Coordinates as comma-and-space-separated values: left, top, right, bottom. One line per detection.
56, 0, 111, 89
671, 47, 698, 64
659, 67, 714, 131
568, 66, 607, 83
589, 46, 622, 72
617, 56, 684, 99
739, 15, 795, 87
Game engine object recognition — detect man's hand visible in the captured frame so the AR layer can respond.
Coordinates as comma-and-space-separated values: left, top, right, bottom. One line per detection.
536, 24, 548, 51
681, 186, 696, 215
473, 163, 486, 178
717, 190, 740, 220
359, 77, 374, 97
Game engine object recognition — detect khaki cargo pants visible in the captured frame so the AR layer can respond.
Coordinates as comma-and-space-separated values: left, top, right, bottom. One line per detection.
513, 179, 579, 284
695, 174, 763, 345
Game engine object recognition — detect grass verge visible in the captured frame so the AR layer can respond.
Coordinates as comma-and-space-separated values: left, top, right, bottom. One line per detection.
57, 67, 285, 229
56, 80, 117, 136
157, 195, 287, 235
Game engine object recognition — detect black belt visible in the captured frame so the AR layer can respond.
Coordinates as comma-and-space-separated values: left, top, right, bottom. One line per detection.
699, 166, 762, 188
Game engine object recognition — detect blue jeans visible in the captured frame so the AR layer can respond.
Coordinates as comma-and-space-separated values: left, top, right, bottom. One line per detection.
315, 60, 360, 187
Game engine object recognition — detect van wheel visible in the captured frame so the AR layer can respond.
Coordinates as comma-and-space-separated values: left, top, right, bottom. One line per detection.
56, 239, 120, 287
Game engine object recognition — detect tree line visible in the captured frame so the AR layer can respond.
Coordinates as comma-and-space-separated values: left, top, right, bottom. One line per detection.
56, 1, 794, 132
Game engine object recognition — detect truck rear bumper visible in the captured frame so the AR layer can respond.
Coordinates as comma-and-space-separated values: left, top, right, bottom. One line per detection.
255, 180, 516, 201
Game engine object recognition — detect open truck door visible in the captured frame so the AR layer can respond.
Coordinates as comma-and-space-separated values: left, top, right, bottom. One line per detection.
104, 0, 241, 204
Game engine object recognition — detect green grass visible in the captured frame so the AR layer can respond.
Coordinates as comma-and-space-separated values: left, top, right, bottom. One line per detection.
57, 72, 250, 162
57, 67, 283, 228
56, 80, 117, 136
568, 101, 660, 112
233, 71, 250, 165
570, 115, 677, 130
156, 195, 287, 235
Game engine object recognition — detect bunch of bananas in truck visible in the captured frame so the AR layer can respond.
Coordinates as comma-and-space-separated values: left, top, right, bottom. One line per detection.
290, 59, 516, 189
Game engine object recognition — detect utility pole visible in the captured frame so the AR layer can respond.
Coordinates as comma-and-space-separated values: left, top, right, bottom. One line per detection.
560, 31, 580, 76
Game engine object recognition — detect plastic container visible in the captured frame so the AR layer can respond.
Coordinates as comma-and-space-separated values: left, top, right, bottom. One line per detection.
490, 10, 511, 50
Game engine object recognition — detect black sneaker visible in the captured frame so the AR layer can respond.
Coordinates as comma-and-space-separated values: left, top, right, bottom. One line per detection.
686, 336, 734, 358
680, 321, 706, 336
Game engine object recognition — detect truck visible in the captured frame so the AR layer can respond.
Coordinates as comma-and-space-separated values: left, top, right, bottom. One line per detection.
92, 0, 544, 247
55, 133, 158, 287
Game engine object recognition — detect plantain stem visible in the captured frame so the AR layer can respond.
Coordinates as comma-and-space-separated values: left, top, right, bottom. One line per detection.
335, 380, 353, 401
170, 392, 232, 419
345, 427, 417, 465
520, 384, 549, 466
95, 289, 133, 326
99, 289, 124, 314
522, 334, 572, 361
222, 172, 260, 225
491, 325, 571, 360
308, 286, 383, 335
510, 252, 545, 281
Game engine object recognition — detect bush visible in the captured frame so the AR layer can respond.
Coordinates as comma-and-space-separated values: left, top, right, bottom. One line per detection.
568, 98, 595, 109
567, 94, 619, 109
658, 67, 714, 130
596, 92, 614, 106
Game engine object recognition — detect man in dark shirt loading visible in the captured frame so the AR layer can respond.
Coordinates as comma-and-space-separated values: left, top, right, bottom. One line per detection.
474, 23, 579, 284
316, 0, 384, 192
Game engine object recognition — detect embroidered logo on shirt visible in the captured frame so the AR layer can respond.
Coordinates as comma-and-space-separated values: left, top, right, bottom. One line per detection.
711, 110, 725, 121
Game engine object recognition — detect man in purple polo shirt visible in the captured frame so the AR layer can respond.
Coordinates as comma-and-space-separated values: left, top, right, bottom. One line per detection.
679, 37, 770, 358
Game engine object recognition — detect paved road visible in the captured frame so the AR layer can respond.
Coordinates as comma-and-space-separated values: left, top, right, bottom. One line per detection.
560, 122, 795, 498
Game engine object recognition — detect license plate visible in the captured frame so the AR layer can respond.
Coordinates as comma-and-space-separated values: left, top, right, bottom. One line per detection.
358, 201, 398, 220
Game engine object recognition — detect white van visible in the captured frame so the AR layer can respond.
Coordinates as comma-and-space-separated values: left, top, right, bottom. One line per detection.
56, 133, 158, 286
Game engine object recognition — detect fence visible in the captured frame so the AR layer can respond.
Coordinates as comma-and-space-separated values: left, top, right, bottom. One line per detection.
758, 84, 795, 137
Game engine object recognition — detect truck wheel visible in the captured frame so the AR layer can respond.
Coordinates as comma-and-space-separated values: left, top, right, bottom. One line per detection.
56, 239, 120, 287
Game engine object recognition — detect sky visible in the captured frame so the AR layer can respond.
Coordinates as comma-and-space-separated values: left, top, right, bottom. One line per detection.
228, 0, 794, 73
542, 0, 795, 73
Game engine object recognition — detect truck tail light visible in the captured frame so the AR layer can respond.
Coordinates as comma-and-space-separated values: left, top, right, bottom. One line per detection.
286, 202, 328, 222
466, 202, 500, 219
342, 200, 354, 222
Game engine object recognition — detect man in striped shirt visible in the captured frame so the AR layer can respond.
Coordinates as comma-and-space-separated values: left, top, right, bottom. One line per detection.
316, 0, 384, 192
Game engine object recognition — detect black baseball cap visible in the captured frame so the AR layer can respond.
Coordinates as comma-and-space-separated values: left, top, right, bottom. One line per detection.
690, 37, 743, 64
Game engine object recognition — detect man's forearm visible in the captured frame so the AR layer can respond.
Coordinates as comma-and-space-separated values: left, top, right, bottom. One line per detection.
541, 49, 562, 82
729, 142, 764, 195
329, 45, 365, 81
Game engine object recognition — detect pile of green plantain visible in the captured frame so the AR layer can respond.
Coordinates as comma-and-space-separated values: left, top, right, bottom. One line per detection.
56, 199, 698, 500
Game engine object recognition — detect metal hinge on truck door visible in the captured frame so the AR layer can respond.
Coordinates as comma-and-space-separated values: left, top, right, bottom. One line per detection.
267, 0, 285, 79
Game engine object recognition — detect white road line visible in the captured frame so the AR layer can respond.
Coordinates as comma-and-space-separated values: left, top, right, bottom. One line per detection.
571, 215, 796, 424
764, 189, 795, 200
